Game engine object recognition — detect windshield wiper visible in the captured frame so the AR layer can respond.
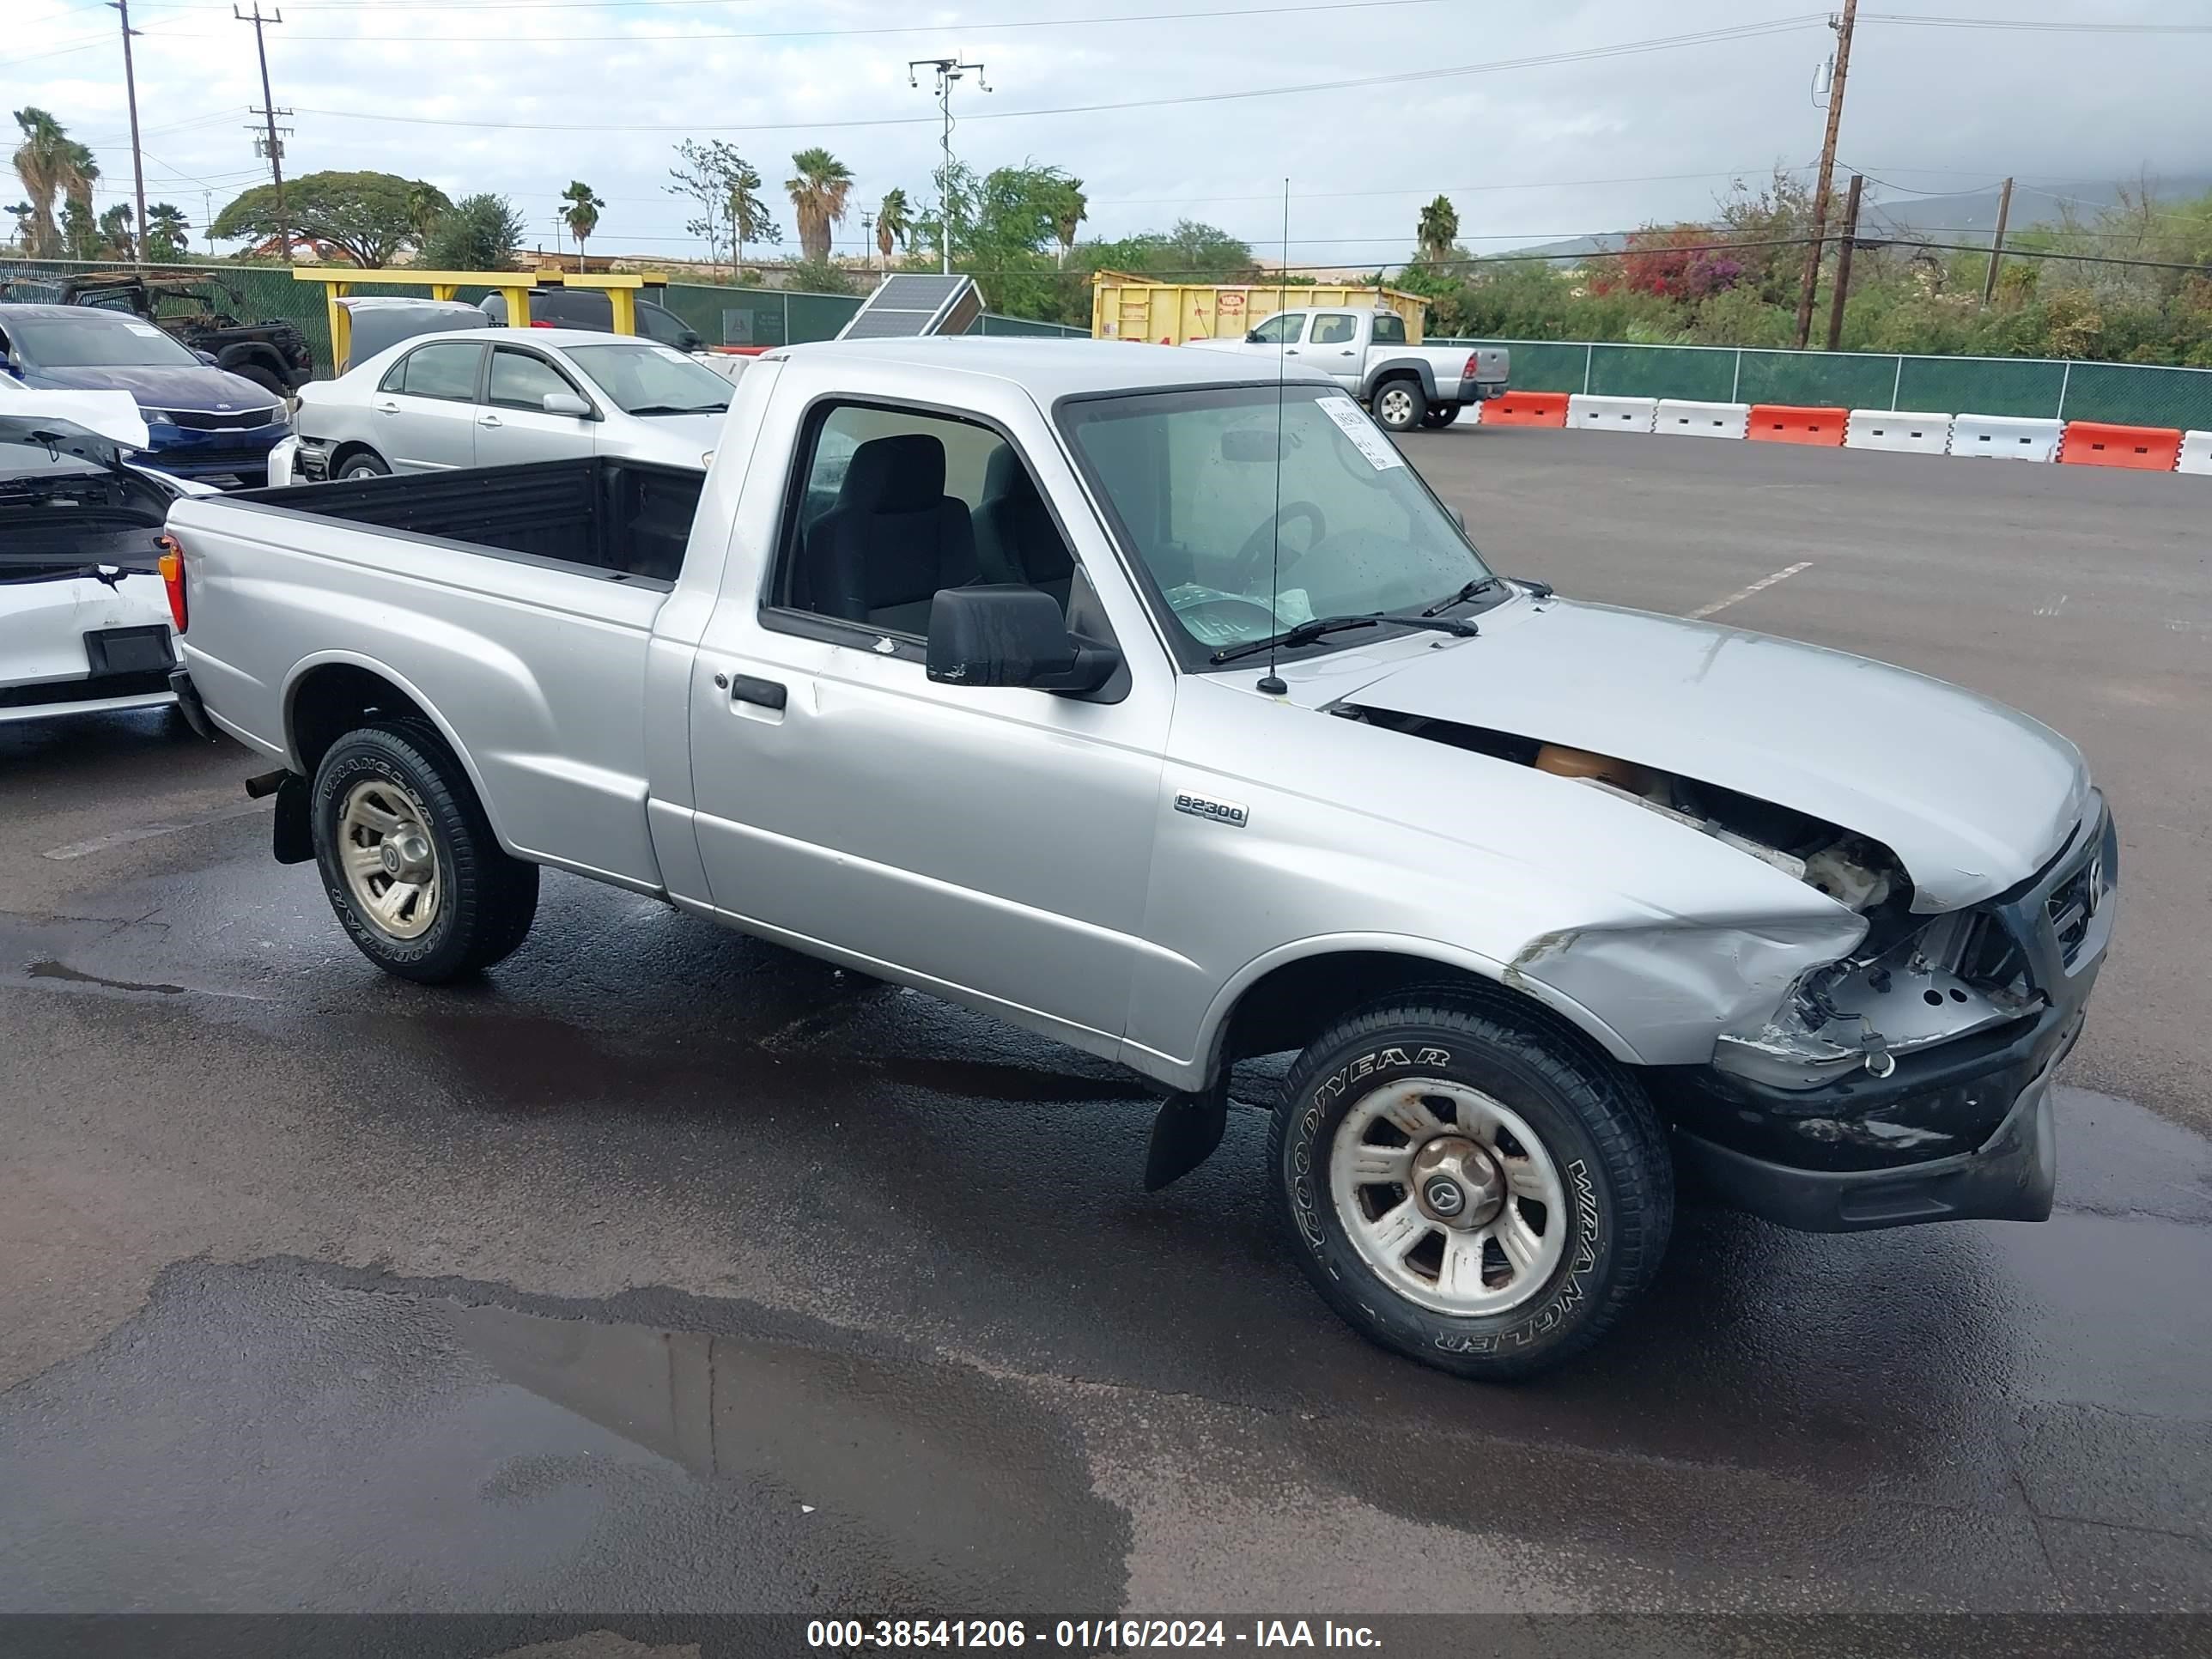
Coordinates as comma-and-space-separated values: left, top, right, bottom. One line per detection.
1421, 574, 1505, 617
1210, 611, 1476, 665
629, 403, 726, 416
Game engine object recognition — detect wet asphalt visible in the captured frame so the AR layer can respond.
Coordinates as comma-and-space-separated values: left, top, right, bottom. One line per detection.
2, 434, 2209, 1640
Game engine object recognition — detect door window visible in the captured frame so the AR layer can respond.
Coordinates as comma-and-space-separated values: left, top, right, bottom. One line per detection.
1371, 313, 1408, 345
385, 341, 483, 400
1308, 314, 1358, 345
772, 403, 1078, 641
487, 346, 580, 410
1249, 313, 1303, 344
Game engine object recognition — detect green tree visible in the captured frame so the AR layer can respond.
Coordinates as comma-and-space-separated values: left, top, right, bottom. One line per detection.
1416, 195, 1459, 264
97, 203, 136, 261
874, 187, 912, 267
212, 171, 448, 267
10, 107, 96, 259
417, 192, 526, 271
144, 202, 191, 261
668, 138, 733, 266
726, 161, 780, 264
786, 147, 854, 264
1046, 175, 1087, 267
561, 179, 603, 270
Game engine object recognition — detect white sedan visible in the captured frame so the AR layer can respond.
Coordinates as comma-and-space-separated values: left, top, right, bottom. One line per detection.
288, 326, 735, 482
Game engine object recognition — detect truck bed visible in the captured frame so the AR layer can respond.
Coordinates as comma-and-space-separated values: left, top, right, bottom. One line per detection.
238, 456, 703, 586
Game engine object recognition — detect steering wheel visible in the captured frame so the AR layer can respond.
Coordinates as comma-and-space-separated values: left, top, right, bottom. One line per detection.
1233, 501, 1328, 581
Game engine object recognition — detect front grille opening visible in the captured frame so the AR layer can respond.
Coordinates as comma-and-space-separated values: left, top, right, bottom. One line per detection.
1956, 912, 2031, 997
2047, 863, 2097, 965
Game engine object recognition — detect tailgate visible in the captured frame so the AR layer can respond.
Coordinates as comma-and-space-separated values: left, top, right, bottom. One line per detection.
1468, 345, 1509, 384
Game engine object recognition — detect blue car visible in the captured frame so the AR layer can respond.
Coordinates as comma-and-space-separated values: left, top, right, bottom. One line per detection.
0, 303, 291, 485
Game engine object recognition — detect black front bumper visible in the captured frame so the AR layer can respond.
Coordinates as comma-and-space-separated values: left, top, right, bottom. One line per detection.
1662, 798, 2116, 1234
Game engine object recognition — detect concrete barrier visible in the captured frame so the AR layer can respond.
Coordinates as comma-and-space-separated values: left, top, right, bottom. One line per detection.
2179, 430, 2212, 476
1949, 412, 2062, 461
1566, 393, 1657, 433
1654, 399, 1749, 439
1748, 404, 1849, 446
1845, 410, 1954, 455
2059, 421, 2183, 471
1479, 391, 1571, 428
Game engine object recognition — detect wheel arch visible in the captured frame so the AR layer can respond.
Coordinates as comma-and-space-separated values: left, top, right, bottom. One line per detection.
326, 440, 387, 477
1196, 935, 1641, 1091
282, 653, 512, 849
1364, 358, 1438, 399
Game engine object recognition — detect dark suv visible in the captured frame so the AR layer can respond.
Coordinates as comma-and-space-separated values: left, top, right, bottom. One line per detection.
478, 286, 703, 351
46, 271, 315, 398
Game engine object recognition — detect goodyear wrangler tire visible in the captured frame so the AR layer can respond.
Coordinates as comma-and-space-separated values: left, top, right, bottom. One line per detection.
1268, 990, 1672, 1379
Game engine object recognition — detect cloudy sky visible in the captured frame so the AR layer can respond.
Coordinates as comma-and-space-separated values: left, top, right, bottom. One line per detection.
9, 0, 2211, 269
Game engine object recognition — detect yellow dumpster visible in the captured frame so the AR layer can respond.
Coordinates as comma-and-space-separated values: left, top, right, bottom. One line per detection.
1090, 271, 1428, 345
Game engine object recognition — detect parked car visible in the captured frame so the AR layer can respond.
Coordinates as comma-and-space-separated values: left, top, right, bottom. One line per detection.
48, 270, 316, 398
332, 296, 489, 375
478, 287, 704, 352
0, 304, 291, 486
288, 326, 732, 480
0, 388, 210, 725
164, 339, 2114, 1379
1186, 307, 1509, 430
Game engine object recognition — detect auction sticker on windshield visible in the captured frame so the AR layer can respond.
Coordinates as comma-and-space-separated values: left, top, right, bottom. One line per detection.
1317, 393, 1405, 471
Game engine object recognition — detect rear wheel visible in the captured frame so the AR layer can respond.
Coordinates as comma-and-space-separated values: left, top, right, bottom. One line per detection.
1420, 404, 1462, 428
1370, 379, 1427, 432
311, 722, 538, 983
1269, 988, 1673, 1379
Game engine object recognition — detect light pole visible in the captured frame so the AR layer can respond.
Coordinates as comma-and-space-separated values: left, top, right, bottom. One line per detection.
908, 57, 988, 276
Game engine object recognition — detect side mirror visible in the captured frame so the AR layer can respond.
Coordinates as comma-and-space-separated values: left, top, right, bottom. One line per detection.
1448, 505, 1466, 531
541, 392, 593, 418
926, 586, 1121, 695
194, 349, 220, 366
1245, 330, 1265, 344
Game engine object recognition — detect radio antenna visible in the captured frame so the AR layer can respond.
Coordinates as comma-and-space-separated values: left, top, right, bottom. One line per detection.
1256, 176, 1291, 697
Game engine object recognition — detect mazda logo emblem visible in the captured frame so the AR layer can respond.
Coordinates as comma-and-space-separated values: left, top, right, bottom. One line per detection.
1424, 1177, 1464, 1217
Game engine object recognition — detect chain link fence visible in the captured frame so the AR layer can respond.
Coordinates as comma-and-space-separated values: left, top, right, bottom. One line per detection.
1428, 337, 2212, 431
3, 261, 1083, 375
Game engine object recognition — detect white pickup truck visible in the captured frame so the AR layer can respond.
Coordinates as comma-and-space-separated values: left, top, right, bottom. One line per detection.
1186, 307, 1509, 431
162, 338, 2113, 1378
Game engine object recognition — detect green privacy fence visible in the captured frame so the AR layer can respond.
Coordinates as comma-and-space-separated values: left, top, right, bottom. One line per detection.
1428, 337, 2212, 432
2, 260, 1083, 375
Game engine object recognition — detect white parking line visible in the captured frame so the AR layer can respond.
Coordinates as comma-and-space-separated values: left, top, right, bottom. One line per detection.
41, 799, 270, 861
1688, 560, 1814, 620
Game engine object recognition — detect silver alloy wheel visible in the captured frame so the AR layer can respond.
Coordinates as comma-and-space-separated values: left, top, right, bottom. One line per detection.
337, 778, 441, 939
1329, 1076, 1569, 1316
341, 460, 382, 479
1377, 386, 1415, 427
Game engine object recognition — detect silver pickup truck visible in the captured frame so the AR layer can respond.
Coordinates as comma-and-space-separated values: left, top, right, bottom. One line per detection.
1185, 306, 1509, 431
163, 339, 2115, 1378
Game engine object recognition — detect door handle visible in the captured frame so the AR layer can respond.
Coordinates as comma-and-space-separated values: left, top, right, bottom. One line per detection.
477, 415, 502, 428
1285, 349, 1300, 356
1339, 349, 1356, 356
729, 674, 787, 710
374, 401, 398, 415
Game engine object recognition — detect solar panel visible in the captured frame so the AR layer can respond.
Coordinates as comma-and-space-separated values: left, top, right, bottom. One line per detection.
836, 273, 986, 340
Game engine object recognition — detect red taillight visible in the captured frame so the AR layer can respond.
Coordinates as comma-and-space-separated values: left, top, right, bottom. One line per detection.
1464, 353, 1481, 379
155, 533, 188, 634
529, 319, 556, 328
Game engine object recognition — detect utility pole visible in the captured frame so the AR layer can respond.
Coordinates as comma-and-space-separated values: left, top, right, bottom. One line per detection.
235, 4, 290, 258
1981, 176, 2014, 304
860, 211, 875, 273
110, 0, 149, 266
908, 57, 989, 276
1825, 173, 1863, 352
1793, 0, 1857, 349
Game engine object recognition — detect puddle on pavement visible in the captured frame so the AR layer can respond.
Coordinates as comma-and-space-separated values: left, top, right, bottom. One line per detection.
0, 1259, 1128, 1614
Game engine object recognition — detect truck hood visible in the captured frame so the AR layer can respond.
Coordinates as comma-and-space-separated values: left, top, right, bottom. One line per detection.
1336, 599, 2090, 911
0, 388, 151, 464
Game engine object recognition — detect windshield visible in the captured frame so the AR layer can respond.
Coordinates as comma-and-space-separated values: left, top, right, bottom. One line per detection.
9, 315, 199, 369
1060, 384, 1492, 660
561, 342, 728, 416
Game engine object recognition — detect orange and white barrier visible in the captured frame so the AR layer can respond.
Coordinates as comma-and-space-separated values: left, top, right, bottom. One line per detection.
2059, 422, 2185, 471
1653, 398, 1750, 439
1845, 410, 1953, 455
1566, 394, 1657, 432
2179, 431, 2212, 476
1747, 404, 1848, 447
1948, 413, 2063, 462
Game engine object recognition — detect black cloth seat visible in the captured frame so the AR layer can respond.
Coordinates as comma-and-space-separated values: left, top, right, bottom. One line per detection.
974, 446, 1075, 609
797, 434, 978, 635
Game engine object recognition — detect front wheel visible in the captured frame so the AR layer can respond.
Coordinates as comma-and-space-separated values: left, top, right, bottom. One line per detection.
311, 722, 538, 983
335, 450, 390, 481
1269, 989, 1673, 1379
1370, 379, 1428, 431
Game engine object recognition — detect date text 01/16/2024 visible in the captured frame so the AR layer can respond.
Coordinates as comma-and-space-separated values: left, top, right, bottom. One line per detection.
805, 1620, 1382, 1650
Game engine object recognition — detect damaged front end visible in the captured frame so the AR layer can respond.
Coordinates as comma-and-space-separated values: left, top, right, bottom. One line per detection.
1337, 705, 2120, 1231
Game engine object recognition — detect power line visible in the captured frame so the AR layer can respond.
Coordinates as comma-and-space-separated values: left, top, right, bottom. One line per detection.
283, 18, 1832, 132
1862, 13, 2212, 34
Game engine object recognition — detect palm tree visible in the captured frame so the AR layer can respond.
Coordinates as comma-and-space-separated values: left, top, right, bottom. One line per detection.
726, 161, 778, 264
874, 187, 911, 268
98, 204, 136, 261
404, 181, 445, 246
785, 147, 854, 264
11, 107, 95, 259
1048, 178, 1087, 268
145, 202, 190, 261
561, 179, 603, 271
1417, 194, 1459, 264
